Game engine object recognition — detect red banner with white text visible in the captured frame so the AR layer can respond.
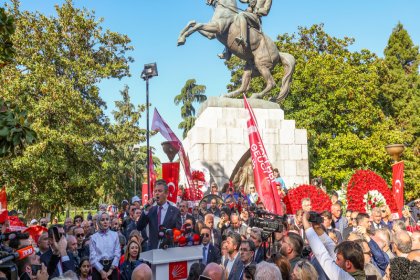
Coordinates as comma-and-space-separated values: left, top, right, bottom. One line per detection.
392, 161, 404, 218
244, 95, 283, 215
151, 109, 195, 200
162, 162, 180, 204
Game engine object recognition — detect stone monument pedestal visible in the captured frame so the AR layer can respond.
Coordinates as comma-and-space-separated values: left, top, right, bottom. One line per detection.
182, 97, 309, 189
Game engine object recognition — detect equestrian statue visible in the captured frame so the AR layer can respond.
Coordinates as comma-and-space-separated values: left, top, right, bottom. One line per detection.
177, 0, 295, 101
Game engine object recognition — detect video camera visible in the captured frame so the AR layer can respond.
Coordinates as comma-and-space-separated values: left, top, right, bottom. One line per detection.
308, 211, 323, 224
248, 207, 285, 240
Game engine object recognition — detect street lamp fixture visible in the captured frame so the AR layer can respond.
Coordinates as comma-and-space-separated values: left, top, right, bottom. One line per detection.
142, 62, 158, 197
141, 63, 158, 80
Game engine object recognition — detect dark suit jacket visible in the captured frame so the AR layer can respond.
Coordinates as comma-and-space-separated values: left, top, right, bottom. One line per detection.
137, 202, 182, 250
370, 221, 387, 232
254, 246, 264, 263
224, 254, 244, 280
40, 249, 76, 279
181, 213, 195, 226
211, 228, 222, 249
205, 244, 221, 265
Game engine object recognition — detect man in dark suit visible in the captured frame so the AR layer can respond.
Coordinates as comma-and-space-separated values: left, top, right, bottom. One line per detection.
343, 211, 359, 240
249, 228, 264, 263
200, 226, 221, 265
204, 213, 222, 248
223, 232, 243, 280
179, 200, 195, 226
239, 239, 257, 279
137, 179, 182, 250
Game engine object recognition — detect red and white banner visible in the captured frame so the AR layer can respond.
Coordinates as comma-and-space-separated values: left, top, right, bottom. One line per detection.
392, 161, 404, 218
151, 108, 196, 199
244, 95, 283, 215
162, 162, 180, 204
169, 261, 188, 280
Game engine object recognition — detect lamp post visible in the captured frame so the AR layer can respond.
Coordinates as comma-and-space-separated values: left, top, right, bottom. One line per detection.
141, 63, 158, 197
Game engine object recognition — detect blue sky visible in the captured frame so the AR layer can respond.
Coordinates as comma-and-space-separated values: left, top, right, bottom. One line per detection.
5, 0, 420, 160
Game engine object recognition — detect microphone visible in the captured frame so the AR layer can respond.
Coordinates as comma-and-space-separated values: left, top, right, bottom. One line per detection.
143, 198, 156, 210
0, 246, 34, 264
158, 225, 167, 239
192, 234, 200, 246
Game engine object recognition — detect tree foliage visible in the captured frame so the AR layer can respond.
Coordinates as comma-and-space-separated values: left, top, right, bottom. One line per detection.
226, 23, 419, 199
0, 0, 135, 216
174, 79, 207, 138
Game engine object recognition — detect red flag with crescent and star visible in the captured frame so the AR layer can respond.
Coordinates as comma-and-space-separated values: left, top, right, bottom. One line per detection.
392, 161, 404, 218
244, 94, 283, 215
162, 162, 180, 204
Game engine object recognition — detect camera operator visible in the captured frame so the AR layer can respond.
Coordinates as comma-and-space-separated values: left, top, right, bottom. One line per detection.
302, 211, 366, 280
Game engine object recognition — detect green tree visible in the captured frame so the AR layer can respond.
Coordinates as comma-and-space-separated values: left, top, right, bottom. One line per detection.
101, 85, 150, 204
0, 0, 133, 216
379, 23, 420, 199
0, 7, 37, 157
174, 79, 207, 138
226, 24, 419, 198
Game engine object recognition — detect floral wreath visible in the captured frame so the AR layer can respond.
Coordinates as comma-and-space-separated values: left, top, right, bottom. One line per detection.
284, 184, 332, 214
346, 169, 398, 214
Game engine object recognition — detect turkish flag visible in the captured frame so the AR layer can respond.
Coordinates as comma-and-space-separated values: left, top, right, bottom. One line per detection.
141, 183, 149, 205
244, 95, 283, 215
0, 187, 8, 223
392, 161, 404, 218
152, 109, 195, 195
169, 261, 188, 280
162, 162, 180, 204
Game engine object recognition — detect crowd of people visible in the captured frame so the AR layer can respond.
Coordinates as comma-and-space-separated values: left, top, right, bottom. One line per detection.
1, 178, 420, 280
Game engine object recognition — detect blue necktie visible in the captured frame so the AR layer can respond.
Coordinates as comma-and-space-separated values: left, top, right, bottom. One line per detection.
202, 246, 207, 264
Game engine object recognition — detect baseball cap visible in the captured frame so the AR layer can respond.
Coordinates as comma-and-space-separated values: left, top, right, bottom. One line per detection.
30, 219, 38, 225
132, 196, 141, 204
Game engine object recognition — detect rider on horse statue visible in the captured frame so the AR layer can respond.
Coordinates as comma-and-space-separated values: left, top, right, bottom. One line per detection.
219, 0, 272, 59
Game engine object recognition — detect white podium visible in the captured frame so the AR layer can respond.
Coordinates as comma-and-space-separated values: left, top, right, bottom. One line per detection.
140, 246, 203, 280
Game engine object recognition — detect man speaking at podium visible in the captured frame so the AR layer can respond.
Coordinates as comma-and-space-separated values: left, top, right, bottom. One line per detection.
137, 179, 182, 250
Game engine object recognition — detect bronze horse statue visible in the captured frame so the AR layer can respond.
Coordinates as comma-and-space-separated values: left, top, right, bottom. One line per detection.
177, 0, 295, 101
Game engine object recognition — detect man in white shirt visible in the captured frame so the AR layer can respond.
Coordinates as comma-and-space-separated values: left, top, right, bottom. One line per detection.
303, 212, 366, 280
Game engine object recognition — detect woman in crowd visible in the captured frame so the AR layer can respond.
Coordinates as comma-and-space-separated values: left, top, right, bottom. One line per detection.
78, 257, 92, 280
119, 240, 142, 280
220, 240, 228, 265
89, 211, 120, 280
291, 260, 318, 280
272, 253, 291, 280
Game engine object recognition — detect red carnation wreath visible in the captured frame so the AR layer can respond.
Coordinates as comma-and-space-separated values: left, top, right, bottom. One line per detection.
346, 170, 398, 214
284, 184, 332, 214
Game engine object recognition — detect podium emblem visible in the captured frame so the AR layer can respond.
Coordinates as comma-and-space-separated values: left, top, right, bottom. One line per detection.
169, 261, 187, 280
